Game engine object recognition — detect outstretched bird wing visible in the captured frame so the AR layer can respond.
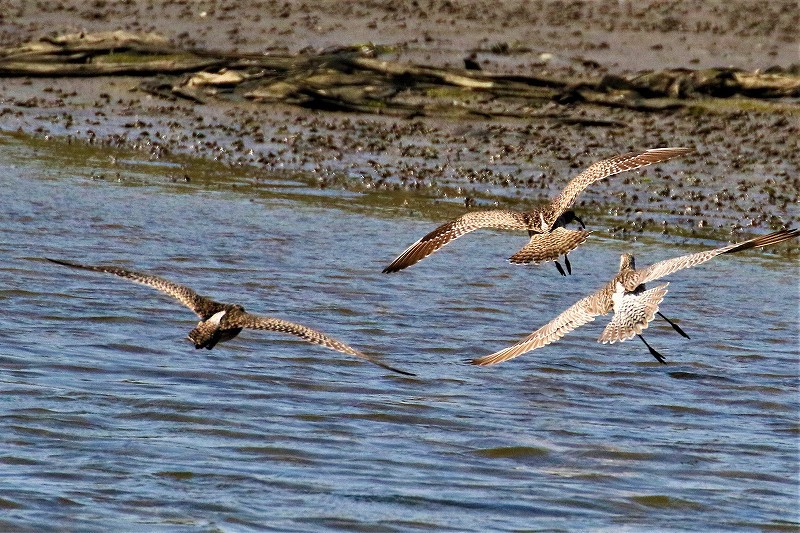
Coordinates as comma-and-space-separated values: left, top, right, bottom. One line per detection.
472, 289, 610, 366
631, 229, 799, 287
508, 228, 590, 264
383, 210, 529, 273
46, 258, 225, 320
235, 313, 415, 376
544, 147, 692, 228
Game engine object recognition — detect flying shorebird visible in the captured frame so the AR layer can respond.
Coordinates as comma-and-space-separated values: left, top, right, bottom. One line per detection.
47, 258, 414, 376
383, 147, 691, 275
471, 229, 799, 366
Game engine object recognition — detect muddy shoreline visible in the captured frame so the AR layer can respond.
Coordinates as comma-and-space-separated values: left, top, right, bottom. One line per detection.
1, 0, 797, 246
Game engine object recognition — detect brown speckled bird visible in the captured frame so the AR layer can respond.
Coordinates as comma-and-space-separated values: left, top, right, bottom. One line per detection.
47, 258, 414, 376
383, 147, 691, 275
472, 229, 799, 366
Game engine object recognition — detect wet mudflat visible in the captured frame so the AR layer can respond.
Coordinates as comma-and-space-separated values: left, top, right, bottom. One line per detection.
1, 132, 797, 530
1, 1, 798, 245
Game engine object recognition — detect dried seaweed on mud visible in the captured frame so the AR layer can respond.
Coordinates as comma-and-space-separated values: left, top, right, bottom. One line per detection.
1, 31, 797, 121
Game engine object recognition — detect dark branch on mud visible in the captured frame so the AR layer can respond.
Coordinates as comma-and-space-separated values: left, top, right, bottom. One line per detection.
1, 31, 797, 121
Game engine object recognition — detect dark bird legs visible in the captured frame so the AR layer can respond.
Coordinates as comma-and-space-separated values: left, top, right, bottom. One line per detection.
637, 312, 690, 364
552, 211, 584, 276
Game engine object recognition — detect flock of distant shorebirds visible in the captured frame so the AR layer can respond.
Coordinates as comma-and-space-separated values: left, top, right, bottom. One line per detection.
48, 147, 798, 376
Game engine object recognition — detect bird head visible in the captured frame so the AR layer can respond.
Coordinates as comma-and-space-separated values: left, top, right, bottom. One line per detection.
559, 210, 585, 229
619, 253, 635, 271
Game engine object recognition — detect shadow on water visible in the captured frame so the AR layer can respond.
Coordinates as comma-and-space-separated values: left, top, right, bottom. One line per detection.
0, 130, 798, 531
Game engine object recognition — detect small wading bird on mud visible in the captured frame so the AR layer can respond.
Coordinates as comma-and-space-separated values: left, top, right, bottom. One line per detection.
383, 147, 692, 275
47, 258, 414, 376
471, 229, 799, 366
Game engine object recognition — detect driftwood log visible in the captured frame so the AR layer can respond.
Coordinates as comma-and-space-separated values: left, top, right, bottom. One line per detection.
1, 31, 797, 121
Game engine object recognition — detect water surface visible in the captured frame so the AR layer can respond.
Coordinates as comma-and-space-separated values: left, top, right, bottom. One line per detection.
1, 132, 797, 531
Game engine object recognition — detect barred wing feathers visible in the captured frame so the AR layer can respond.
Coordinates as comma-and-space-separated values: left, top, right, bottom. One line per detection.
236, 313, 415, 376
46, 258, 224, 319
383, 210, 529, 273
508, 228, 590, 265
633, 229, 799, 287
545, 147, 691, 228
472, 290, 610, 366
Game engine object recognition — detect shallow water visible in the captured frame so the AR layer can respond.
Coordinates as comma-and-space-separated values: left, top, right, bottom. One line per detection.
1, 132, 798, 531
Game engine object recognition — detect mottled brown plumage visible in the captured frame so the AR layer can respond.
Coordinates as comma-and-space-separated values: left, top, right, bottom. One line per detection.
47, 258, 413, 376
507, 228, 590, 265
472, 229, 799, 366
383, 147, 692, 274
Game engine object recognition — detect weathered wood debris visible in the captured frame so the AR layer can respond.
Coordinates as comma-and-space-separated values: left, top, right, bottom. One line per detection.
1, 31, 797, 120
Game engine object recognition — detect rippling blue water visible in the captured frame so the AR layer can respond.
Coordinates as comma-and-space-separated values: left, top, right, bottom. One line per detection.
1, 132, 798, 531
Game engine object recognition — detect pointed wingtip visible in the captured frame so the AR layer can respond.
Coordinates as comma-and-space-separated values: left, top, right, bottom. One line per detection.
642, 146, 693, 164
654, 146, 693, 156
383, 364, 417, 377
725, 228, 800, 255
363, 352, 416, 376
469, 353, 506, 366
382, 260, 409, 273
45, 257, 88, 270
